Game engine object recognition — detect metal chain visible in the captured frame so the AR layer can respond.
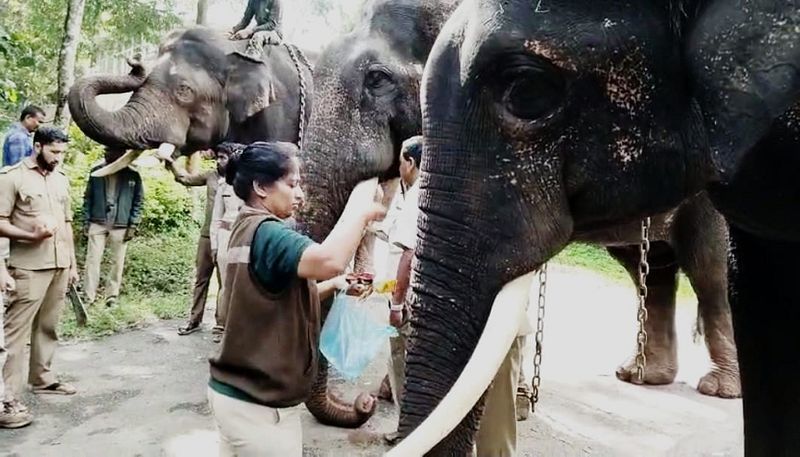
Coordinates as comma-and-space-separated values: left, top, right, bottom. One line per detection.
285, 43, 307, 147
531, 262, 547, 412
635, 217, 651, 383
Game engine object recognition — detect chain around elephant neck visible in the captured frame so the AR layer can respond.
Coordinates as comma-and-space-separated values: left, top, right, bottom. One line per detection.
635, 217, 651, 383
285, 43, 307, 147
531, 262, 547, 412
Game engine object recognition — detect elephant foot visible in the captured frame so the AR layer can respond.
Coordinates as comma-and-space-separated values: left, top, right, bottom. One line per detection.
615, 347, 677, 386
697, 367, 741, 398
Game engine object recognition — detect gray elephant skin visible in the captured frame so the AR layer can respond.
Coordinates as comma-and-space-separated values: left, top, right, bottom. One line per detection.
68, 27, 312, 156
398, 0, 800, 455
67, 26, 384, 430
300, 0, 739, 426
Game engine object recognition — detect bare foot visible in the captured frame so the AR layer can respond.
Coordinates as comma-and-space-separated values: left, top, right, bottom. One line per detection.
697, 367, 741, 398
615, 345, 677, 386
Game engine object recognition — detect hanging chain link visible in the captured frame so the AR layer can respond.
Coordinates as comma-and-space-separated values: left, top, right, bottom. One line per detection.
635, 217, 651, 383
285, 43, 308, 147
531, 262, 548, 412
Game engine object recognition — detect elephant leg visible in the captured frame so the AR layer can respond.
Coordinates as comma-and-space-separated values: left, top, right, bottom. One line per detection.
672, 201, 740, 398
728, 225, 800, 456
608, 243, 679, 386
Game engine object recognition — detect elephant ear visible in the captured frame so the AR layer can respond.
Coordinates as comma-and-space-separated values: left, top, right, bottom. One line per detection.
686, 0, 800, 182
225, 52, 277, 124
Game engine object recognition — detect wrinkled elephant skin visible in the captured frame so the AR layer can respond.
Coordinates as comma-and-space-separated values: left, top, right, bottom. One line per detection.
402, 1, 800, 456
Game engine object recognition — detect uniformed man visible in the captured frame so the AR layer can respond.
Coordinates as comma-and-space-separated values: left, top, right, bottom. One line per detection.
0, 126, 79, 422
169, 153, 223, 337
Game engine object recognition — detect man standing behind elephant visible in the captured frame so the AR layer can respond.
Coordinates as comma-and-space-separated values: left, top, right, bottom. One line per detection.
82, 147, 144, 307
228, 0, 283, 42
208, 143, 244, 343
169, 153, 222, 337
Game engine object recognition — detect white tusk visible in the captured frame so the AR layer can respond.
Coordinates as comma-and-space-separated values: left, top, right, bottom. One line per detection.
90, 150, 145, 177
155, 143, 176, 162
385, 271, 535, 457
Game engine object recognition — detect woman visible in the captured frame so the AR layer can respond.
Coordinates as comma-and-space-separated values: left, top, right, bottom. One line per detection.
207, 141, 385, 456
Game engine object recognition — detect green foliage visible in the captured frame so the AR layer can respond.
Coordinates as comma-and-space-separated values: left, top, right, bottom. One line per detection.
553, 243, 696, 302
59, 127, 206, 340
0, 0, 181, 130
66, 125, 198, 238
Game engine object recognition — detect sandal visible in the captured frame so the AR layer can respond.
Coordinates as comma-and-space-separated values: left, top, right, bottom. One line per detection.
33, 382, 77, 396
212, 332, 223, 343
177, 323, 201, 335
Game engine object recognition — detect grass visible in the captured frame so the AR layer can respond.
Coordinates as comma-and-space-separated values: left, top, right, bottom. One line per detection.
59, 291, 190, 340
553, 243, 697, 302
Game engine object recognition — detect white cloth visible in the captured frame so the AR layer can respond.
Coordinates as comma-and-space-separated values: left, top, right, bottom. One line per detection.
391, 181, 420, 252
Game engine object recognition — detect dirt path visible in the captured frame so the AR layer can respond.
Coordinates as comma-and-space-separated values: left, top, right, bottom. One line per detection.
2, 265, 742, 457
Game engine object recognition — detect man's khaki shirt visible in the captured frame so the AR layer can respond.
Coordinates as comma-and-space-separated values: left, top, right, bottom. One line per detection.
0, 157, 73, 270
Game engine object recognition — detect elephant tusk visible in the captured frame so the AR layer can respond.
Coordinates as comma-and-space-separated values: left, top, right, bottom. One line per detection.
90, 149, 145, 177
385, 271, 535, 457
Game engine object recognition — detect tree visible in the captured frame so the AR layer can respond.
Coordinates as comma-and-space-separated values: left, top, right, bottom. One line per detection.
54, 0, 87, 128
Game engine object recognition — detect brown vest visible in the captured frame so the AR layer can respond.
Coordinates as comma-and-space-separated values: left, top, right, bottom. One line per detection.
209, 206, 320, 407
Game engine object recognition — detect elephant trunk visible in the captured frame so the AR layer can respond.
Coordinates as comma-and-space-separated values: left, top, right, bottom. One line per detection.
68, 74, 185, 151
297, 134, 379, 428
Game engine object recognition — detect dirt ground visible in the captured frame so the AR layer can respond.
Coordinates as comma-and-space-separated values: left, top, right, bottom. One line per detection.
2, 264, 743, 457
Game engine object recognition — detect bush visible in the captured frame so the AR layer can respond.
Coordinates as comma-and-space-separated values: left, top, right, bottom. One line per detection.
65, 124, 199, 238
58, 126, 215, 339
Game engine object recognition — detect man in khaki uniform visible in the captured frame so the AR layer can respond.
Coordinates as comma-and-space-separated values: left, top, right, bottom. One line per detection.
169, 154, 222, 336
0, 127, 79, 420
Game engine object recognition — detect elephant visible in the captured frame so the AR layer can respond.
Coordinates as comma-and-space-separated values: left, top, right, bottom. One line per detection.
389, 0, 800, 456
298, 0, 738, 416
67, 26, 379, 430
68, 26, 314, 174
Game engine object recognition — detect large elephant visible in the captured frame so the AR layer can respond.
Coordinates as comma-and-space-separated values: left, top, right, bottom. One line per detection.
299, 0, 738, 410
68, 26, 313, 173
67, 26, 379, 429
391, 0, 800, 456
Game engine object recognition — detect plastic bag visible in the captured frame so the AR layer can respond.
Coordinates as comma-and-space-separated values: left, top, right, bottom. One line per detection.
319, 292, 398, 381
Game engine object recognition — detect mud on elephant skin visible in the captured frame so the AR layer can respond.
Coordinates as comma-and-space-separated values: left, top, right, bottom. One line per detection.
394, 1, 800, 456
68, 26, 313, 174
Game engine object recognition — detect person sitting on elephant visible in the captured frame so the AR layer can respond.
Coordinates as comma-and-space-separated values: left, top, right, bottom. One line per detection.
228, 0, 283, 43
207, 141, 385, 456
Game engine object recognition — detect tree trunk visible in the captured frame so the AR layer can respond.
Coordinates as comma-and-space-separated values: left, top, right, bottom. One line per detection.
195, 0, 208, 25
53, 0, 87, 129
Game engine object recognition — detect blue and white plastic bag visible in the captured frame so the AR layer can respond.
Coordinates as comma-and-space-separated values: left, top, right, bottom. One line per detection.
319, 292, 397, 381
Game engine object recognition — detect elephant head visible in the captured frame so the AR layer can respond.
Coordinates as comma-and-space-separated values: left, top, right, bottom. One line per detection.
391, 0, 800, 455
297, 0, 461, 242
69, 27, 311, 174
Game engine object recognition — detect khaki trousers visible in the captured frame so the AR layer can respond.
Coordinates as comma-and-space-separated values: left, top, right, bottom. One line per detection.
0, 293, 6, 401
387, 322, 411, 414
188, 236, 221, 327
475, 336, 522, 457
84, 223, 128, 302
3, 268, 68, 401
207, 387, 302, 457
213, 229, 232, 332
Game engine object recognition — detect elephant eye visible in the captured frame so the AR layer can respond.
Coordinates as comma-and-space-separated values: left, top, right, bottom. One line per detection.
365, 68, 395, 96
499, 67, 565, 122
